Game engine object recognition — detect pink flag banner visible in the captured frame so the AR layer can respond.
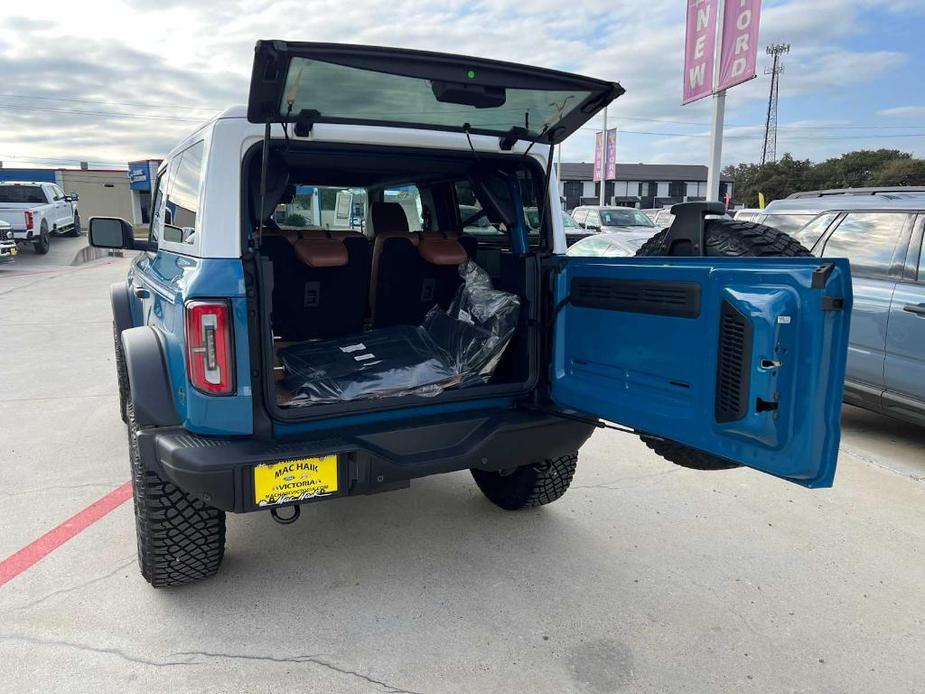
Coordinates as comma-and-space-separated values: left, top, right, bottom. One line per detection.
682, 0, 717, 104
604, 129, 617, 180
593, 131, 603, 182
718, 0, 762, 91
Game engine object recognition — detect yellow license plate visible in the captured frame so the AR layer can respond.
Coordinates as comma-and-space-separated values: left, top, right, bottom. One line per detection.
254, 455, 339, 507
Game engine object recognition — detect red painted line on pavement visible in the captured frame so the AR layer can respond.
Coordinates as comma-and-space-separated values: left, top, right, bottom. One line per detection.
0, 481, 132, 588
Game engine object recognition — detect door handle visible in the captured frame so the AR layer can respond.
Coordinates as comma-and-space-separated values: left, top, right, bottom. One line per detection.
133, 286, 150, 299
903, 303, 925, 316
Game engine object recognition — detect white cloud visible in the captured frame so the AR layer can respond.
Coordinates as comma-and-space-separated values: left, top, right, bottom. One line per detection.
0, 0, 918, 169
878, 105, 925, 119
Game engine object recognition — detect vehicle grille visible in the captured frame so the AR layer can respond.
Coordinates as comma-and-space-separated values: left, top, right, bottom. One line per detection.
715, 300, 752, 423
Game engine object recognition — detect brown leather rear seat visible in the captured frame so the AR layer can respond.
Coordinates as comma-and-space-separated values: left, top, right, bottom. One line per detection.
262, 229, 370, 340
369, 202, 476, 327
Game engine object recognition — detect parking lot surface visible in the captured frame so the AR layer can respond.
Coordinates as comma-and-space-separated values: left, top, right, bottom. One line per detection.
1, 252, 924, 693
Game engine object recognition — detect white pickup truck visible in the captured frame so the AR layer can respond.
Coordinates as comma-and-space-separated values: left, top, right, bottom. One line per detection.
0, 220, 16, 263
0, 181, 80, 254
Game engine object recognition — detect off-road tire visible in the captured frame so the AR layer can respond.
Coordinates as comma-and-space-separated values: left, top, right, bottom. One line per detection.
127, 402, 226, 587
471, 453, 578, 510
66, 213, 81, 237
33, 224, 50, 254
114, 323, 129, 423
635, 219, 812, 471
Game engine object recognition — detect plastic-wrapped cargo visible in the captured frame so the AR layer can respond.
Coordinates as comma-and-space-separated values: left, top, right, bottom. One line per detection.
277, 326, 458, 405
423, 261, 521, 385
277, 261, 521, 406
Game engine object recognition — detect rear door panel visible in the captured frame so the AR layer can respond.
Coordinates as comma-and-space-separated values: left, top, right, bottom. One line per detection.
552, 257, 852, 487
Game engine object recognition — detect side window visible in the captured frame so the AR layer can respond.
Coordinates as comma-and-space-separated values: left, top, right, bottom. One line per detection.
44, 185, 57, 202
918, 232, 925, 281
383, 185, 423, 231
792, 212, 837, 251
163, 141, 205, 244
572, 209, 588, 226
821, 212, 909, 277
586, 210, 601, 228
149, 163, 174, 247
456, 181, 495, 236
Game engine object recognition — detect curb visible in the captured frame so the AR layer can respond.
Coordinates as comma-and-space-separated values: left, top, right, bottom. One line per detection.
71, 245, 122, 266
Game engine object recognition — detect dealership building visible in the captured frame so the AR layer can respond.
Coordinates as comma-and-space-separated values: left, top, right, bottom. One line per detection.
0, 160, 162, 225
558, 162, 734, 211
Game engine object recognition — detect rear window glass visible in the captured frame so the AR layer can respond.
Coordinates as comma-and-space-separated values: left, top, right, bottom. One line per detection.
600, 209, 653, 227
761, 213, 814, 235
0, 185, 46, 203
792, 212, 837, 250
282, 57, 593, 140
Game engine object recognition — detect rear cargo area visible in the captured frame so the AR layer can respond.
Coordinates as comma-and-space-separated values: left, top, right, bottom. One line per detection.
247, 143, 546, 419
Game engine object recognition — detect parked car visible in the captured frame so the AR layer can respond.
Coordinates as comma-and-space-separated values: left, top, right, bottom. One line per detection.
89, 41, 852, 587
789, 200, 925, 425
0, 220, 16, 263
570, 205, 656, 233
787, 186, 925, 199
640, 208, 661, 222
0, 182, 80, 254
755, 196, 914, 237
733, 208, 763, 222
524, 207, 588, 246
652, 208, 675, 227
566, 229, 654, 257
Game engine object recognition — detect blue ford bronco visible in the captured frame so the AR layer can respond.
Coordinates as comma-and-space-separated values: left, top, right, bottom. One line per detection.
89, 41, 852, 587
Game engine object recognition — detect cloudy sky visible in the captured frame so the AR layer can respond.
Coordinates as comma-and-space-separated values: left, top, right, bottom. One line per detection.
1, 0, 923, 170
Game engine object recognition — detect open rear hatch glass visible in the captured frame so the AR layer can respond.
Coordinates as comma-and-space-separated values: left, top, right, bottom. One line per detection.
247, 41, 623, 144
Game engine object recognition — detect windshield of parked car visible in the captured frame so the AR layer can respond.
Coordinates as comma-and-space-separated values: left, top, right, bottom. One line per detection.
600, 209, 654, 227
0, 185, 45, 203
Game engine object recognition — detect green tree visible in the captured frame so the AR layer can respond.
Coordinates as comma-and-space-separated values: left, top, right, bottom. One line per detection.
725, 149, 925, 206
871, 158, 925, 186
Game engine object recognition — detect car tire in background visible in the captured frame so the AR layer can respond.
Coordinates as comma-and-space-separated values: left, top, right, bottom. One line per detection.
66, 212, 81, 237
33, 223, 50, 254
127, 401, 226, 587
634, 219, 813, 471
471, 453, 578, 510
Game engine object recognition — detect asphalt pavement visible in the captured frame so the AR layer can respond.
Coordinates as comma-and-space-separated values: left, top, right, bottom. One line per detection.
1, 250, 923, 694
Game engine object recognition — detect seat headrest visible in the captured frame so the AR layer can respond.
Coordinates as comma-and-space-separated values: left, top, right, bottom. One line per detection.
293, 237, 349, 268
418, 236, 467, 266
371, 202, 409, 234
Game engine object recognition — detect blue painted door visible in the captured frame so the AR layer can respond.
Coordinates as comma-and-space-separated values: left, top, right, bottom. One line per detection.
551, 257, 852, 488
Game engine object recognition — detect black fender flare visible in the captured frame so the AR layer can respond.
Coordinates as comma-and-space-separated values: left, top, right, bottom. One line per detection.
122, 326, 181, 427
110, 282, 133, 335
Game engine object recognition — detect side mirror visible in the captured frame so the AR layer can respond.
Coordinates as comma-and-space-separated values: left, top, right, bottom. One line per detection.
65, 193, 79, 202
89, 217, 151, 251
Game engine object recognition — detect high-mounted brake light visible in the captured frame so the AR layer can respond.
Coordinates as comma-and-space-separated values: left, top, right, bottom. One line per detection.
185, 300, 235, 395
24, 211, 33, 230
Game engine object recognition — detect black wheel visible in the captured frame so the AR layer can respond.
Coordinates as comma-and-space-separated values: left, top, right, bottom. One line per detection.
114, 323, 129, 423
471, 453, 578, 510
33, 224, 50, 254
127, 402, 226, 587
635, 219, 812, 471
66, 213, 81, 237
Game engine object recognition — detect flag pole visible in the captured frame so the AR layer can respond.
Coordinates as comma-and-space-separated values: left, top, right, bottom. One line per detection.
599, 107, 608, 206
706, 0, 726, 203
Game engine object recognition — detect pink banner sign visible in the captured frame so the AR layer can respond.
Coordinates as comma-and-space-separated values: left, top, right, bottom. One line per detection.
682, 0, 717, 104
604, 129, 617, 180
593, 131, 603, 182
718, 0, 761, 91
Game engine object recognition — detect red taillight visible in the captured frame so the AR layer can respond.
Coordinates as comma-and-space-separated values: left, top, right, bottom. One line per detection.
185, 300, 235, 395
24, 211, 33, 230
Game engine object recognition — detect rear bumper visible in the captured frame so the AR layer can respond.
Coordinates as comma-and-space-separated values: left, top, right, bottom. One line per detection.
136, 407, 595, 513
